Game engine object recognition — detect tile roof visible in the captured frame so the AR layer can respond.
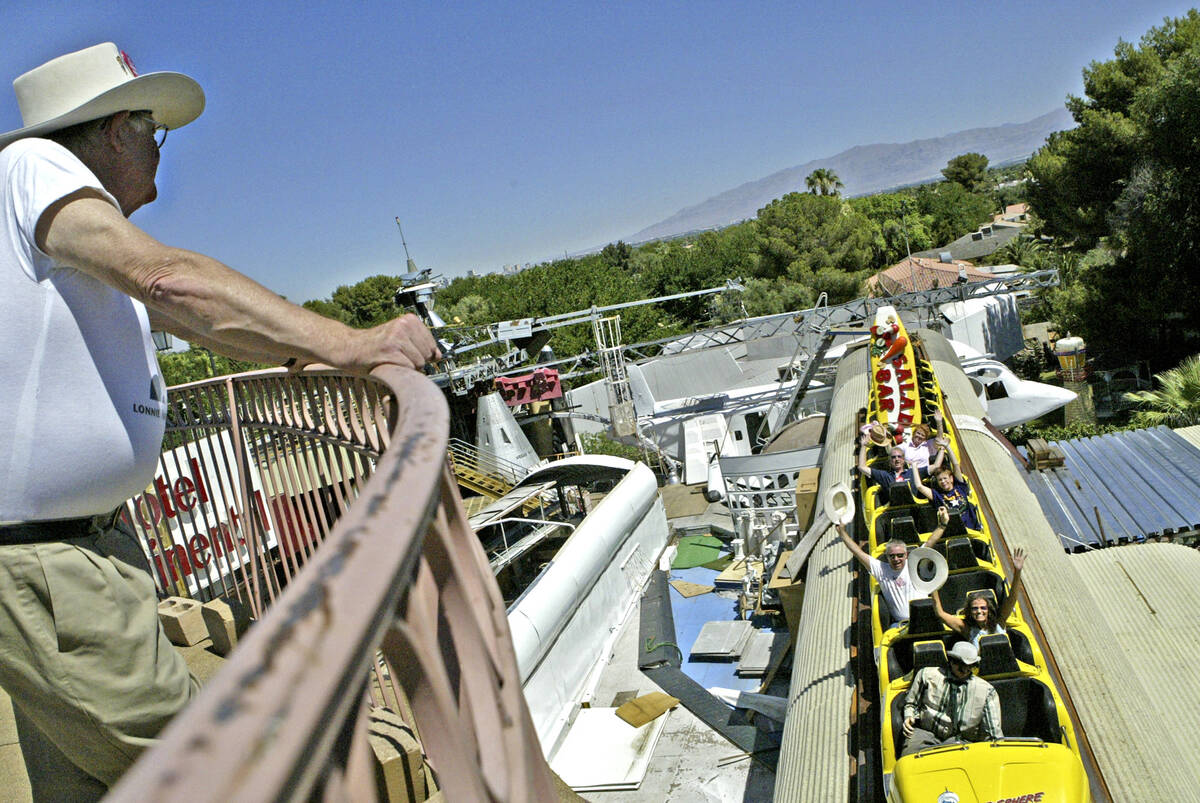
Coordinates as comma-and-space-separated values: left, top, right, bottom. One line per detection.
866, 256, 993, 295
998, 203, 1028, 221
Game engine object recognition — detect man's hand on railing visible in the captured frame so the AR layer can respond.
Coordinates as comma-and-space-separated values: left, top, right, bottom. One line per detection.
342, 313, 442, 374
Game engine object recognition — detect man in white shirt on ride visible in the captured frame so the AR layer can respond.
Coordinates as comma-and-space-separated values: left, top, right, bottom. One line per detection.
0, 43, 438, 800
835, 509, 950, 627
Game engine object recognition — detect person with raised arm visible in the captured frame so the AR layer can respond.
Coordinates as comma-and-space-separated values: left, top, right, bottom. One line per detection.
933, 548, 1028, 646
836, 508, 950, 627
912, 445, 981, 531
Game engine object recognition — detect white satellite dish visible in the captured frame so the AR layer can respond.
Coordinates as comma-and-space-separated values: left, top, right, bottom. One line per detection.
907, 546, 948, 595
824, 482, 856, 525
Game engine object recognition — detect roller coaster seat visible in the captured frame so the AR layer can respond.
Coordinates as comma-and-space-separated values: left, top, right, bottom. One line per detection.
941, 536, 978, 570
888, 482, 918, 507
890, 515, 919, 545
877, 593, 943, 636
889, 674, 1062, 756
886, 625, 1035, 683
941, 510, 967, 539
992, 677, 1063, 743
907, 597, 942, 637
888, 633, 960, 681
874, 504, 938, 544
939, 571, 1005, 618
912, 640, 946, 672
978, 632, 1019, 677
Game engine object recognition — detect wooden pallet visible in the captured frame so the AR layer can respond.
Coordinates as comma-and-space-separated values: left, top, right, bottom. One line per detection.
1026, 437, 1065, 469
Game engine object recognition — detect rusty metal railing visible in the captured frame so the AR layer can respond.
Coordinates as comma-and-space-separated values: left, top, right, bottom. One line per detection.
108, 366, 555, 801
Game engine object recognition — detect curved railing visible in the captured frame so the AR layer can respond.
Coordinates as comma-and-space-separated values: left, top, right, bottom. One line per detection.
108, 366, 555, 801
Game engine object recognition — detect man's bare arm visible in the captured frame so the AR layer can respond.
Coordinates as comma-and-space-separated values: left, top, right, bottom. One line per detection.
911, 465, 934, 501
147, 309, 280, 364
40, 191, 439, 373
836, 521, 872, 569
856, 436, 871, 477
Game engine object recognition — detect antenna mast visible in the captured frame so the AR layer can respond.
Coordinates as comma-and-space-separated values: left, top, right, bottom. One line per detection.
395, 217, 418, 274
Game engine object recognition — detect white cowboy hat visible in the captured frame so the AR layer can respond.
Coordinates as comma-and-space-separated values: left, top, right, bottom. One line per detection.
907, 546, 949, 595
823, 482, 856, 526
0, 43, 204, 149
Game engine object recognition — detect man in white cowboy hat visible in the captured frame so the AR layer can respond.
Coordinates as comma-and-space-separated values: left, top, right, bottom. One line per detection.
900, 640, 1003, 755
0, 43, 439, 798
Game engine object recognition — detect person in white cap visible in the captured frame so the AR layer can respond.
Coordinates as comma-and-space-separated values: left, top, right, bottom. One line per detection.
0, 43, 438, 799
900, 640, 1003, 755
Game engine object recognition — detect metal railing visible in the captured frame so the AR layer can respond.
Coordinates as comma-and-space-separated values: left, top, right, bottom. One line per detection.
108, 366, 555, 801
447, 437, 530, 488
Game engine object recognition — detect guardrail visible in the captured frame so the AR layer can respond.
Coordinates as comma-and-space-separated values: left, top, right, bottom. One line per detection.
108, 366, 554, 801
448, 437, 530, 487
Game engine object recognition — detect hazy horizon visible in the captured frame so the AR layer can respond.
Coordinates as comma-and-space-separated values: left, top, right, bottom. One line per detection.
1, 1, 1191, 301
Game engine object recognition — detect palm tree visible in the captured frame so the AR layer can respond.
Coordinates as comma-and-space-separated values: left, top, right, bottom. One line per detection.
1124, 353, 1200, 427
998, 236, 1045, 270
805, 168, 844, 197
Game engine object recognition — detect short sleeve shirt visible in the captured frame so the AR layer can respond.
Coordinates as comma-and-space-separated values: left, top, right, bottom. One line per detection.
868, 555, 925, 621
0, 138, 166, 520
931, 478, 980, 530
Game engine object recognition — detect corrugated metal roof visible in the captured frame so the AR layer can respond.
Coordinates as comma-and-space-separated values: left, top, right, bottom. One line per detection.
1019, 426, 1200, 551
927, 341, 1200, 800
773, 347, 865, 803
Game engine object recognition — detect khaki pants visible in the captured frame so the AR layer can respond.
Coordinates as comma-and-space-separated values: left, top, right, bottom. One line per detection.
0, 522, 197, 801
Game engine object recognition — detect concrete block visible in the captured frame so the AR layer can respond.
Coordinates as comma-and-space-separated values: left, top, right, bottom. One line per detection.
367, 706, 424, 803
157, 597, 207, 646
201, 597, 251, 656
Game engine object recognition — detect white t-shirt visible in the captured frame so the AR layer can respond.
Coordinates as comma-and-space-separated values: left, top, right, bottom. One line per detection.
900, 438, 936, 471
869, 555, 926, 622
0, 138, 165, 521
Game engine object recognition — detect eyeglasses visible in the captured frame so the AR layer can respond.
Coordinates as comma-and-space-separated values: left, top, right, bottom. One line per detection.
886, 552, 906, 561
131, 111, 168, 149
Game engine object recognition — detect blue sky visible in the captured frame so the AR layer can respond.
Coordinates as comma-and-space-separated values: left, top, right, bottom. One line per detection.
1, 1, 1192, 303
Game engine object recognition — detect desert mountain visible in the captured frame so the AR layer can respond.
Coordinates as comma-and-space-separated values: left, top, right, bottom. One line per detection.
627, 108, 1073, 244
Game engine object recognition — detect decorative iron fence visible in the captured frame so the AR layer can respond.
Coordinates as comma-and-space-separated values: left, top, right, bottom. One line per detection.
107, 366, 555, 801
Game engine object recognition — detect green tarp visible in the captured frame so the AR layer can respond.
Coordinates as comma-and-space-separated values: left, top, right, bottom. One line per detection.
671, 534, 726, 569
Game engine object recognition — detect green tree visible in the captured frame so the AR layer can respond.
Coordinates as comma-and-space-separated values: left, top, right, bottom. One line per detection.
329, 274, 404, 328
158, 347, 267, 386
1027, 11, 1200, 246
1124, 354, 1200, 427
637, 224, 758, 321
445, 293, 494, 325
988, 235, 1045, 269
753, 190, 878, 300
849, 193, 935, 267
753, 193, 875, 303
911, 182, 995, 247
600, 240, 632, 270
941, 152, 990, 191
302, 298, 350, 324
1026, 11, 1200, 369
739, 277, 814, 316
804, 168, 844, 197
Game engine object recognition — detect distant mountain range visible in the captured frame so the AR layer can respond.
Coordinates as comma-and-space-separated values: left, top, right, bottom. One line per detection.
626, 107, 1074, 244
